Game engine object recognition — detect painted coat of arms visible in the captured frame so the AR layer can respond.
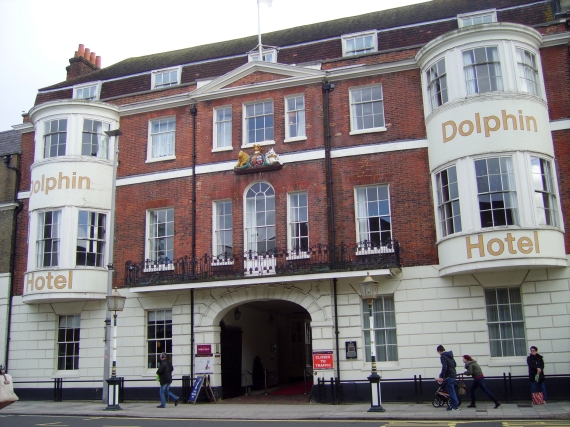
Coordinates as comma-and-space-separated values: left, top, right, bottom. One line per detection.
234, 144, 283, 174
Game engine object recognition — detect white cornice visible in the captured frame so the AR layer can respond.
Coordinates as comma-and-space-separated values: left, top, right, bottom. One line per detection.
326, 58, 419, 81
542, 31, 570, 48
0, 202, 19, 211
550, 119, 570, 131
119, 93, 194, 116
12, 123, 34, 133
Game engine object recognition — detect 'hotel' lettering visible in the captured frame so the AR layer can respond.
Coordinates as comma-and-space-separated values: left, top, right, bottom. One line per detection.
466, 232, 540, 259
26, 271, 74, 292
443, 110, 537, 143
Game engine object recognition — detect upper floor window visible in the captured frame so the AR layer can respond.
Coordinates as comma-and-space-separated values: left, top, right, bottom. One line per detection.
149, 117, 175, 160
214, 107, 232, 150
427, 58, 448, 111
245, 182, 275, 253
531, 157, 558, 227
82, 119, 110, 158
288, 192, 308, 252
214, 200, 233, 257
248, 49, 277, 63
463, 46, 503, 95
244, 101, 274, 145
152, 68, 180, 89
285, 95, 306, 141
485, 287, 526, 357
44, 119, 67, 158
342, 31, 377, 57
37, 210, 61, 267
362, 296, 398, 362
475, 157, 517, 228
458, 10, 496, 27
147, 208, 174, 264
516, 48, 540, 96
349, 85, 385, 134
74, 83, 99, 100
436, 165, 461, 237
76, 211, 106, 267
355, 185, 392, 247
57, 314, 80, 370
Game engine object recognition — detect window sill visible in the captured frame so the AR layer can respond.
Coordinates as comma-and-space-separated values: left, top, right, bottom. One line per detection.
212, 146, 233, 153
146, 155, 176, 163
284, 136, 307, 143
488, 356, 527, 367
143, 264, 174, 273
211, 260, 234, 266
52, 371, 80, 378
241, 140, 275, 149
349, 127, 387, 136
356, 248, 394, 256
286, 253, 311, 260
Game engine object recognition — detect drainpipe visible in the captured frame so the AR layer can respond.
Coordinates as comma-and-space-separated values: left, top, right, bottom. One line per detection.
191, 288, 194, 384
189, 105, 197, 386
322, 81, 336, 263
2, 155, 22, 372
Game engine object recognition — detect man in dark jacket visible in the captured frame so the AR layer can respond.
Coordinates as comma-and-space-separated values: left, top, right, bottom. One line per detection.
437, 345, 459, 411
156, 352, 179, 408
527, 346, 547, 402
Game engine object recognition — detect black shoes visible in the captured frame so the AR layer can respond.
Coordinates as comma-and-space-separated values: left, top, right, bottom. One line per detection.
467, 403, 476, 408
175, 398, 179, 406
157, 405, 165, 408
494, 402, 501, 409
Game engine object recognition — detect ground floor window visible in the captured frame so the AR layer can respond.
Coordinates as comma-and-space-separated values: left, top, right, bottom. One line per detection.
57, 314, 80, 370
362, 296, 398, 362
147, 310, 173, 368
485, 287, 526, 357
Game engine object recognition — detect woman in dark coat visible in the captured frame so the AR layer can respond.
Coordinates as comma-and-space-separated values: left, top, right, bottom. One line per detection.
462, 355, 500, 408
527, 346, 546, 402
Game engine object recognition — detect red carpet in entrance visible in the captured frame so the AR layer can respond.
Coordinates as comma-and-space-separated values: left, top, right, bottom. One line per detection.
271, 381, 313, 395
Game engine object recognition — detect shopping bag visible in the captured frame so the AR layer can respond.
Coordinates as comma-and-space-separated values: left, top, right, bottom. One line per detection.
532, 391, 544, 405
457, 380, 468, 395
0, 374, 19, 410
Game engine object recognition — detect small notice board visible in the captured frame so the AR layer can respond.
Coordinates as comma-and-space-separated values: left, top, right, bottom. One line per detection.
188, 375, 217, 404
312, 350, 334, 370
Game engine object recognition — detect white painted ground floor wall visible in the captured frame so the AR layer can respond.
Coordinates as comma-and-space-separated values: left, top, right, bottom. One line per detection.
5, 257, 570, 390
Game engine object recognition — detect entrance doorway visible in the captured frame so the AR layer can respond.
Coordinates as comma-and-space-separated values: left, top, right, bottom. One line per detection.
220, 321, 242, 399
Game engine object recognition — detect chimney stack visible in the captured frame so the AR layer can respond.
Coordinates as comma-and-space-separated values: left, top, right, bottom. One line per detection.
66, 43, 102, 81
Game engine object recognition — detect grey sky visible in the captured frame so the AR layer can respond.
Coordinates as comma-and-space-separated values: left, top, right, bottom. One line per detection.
0, 0, 428, 131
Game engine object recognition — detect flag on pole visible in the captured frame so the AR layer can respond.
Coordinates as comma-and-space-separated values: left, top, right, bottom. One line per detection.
257, 0, 273, 60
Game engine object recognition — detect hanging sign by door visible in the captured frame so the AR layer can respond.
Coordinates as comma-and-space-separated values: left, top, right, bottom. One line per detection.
312, 350, 334, 370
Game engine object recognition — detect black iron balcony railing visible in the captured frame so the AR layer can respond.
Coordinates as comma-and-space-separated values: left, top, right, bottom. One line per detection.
125, 240, 400, 287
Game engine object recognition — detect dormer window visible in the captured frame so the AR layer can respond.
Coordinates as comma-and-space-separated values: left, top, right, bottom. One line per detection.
152, 68, 181, 89
342, 31, 377, 57
73, 83, 100, 100
248, 49, 277, 63
458, 9, 496, 27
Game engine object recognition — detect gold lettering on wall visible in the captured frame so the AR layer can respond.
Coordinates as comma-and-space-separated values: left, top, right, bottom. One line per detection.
30, 172, 91, 196
26, 271, 74, 292
465, 232, 540, 259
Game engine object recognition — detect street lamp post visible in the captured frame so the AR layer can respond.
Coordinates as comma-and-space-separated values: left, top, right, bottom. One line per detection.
105, 287, 126, 410
359, 272, 385, 412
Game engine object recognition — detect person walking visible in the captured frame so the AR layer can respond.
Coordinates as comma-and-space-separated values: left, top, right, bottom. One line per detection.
462, 355, 500, 408
156, 352, 179, 408
436, 345, 459, 411
527, 346, 547, 403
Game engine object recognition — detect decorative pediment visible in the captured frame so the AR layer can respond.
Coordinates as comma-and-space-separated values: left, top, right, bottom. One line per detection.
191, 61, 324, 101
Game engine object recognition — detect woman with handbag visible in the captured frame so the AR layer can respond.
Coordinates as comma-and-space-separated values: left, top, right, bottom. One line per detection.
462, 355, 500, 409
527, 346, 546, 404
0, 365, 19, 410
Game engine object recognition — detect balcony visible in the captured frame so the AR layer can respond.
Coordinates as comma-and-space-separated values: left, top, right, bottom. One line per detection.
125, 240, 400, 287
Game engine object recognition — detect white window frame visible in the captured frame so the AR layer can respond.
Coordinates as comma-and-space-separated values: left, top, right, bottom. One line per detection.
484, 287, 526, 358
530, 156, 558, 227
341, 31, 378, 57
37, 210, 62, 268
349, 85, 386, 135
287, 191, 309, 259
146, 309, 173, 370
213, 200, 233, 265
457, 9, 497, 27
426, 58, 448, 112
76, 210, 107, 268
73, 82, 101, 100
57, 314, 81, 371
354, 185, 393, 255
146, 116, 176, 162
284, 94, 306, 142
248, 48, 277, 63
362, 296, 398, 362
213, 106, 233, 152
516, 47, 540, 97
463, 45, 503, 95
145, 208, 174, 272
43, 118, 68, 158
435, 165, 462, 238
242, 100, 275, 148
82, 119, 110, 159
151, 67, 181, 89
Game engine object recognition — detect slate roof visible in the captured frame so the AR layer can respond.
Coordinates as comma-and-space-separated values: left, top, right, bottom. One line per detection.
40, 0, 548, 91
0, 130, 21, 156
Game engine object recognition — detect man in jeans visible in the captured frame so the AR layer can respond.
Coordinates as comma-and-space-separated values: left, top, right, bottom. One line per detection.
156, 352, 179, 408
437, 345, 459, 411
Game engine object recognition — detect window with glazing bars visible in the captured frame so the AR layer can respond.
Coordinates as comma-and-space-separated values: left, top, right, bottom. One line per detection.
285, 95, 306, 139
362, 296, 398, 362
148, 208, 174, 263
345, 35, 375, 56
427, 58, 448, 111
150, 118, 175, 158
76, 211, 106, 267
245, 101, 274, 144
57, 314, 80, 370
436, 166, 461, 237
463, 47, 503, 94
350, 86, 385, 131
37, 210, 61, 267
245, 182, 275, 253
214, 107, 232, 149
82, 119, 110, 158
531, 157, 558, 227
75, 85, 97, 100
147, 310, 172, 369
289, 192, 308, 252
475, 157, 517, 228
516, 48, 540, 96
154, 70, 178, 88
44, 119, 67, 158
214, 200, 233, 257
485, 288, 526, 357
355, 185, 392, 247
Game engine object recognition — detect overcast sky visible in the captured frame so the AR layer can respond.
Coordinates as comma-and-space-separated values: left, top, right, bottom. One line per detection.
0, 0, 429, 131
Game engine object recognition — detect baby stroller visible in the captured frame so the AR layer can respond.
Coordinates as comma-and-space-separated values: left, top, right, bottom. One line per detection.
432, 380, 463, 408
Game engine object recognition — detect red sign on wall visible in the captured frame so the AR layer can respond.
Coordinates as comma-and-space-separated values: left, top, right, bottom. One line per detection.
312, 350, 334, 369
196, 344, 212, 355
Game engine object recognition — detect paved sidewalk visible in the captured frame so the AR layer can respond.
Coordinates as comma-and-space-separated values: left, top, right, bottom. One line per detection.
2, 400, 569, 420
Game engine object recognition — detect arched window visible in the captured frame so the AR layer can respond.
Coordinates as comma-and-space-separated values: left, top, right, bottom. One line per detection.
245, 182, 275, 254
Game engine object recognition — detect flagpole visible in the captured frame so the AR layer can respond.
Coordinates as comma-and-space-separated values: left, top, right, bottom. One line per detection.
257, 0, 263, 59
